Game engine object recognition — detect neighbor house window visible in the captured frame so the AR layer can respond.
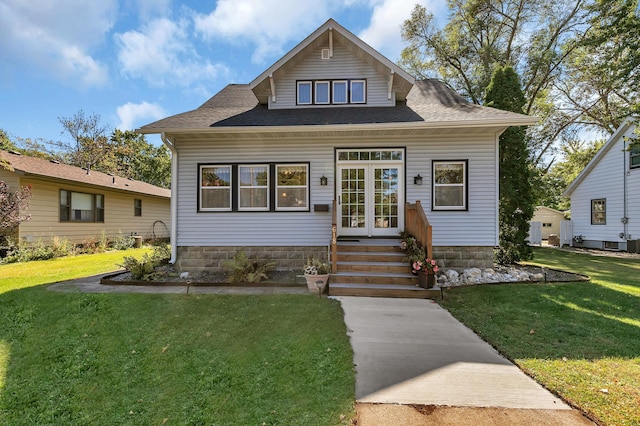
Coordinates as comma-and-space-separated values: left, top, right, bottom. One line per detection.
200, 165, 232, 211
591, 199, 606, 224
630, 147, 640, 169
350, 80, 366, 103
134, 199, 142, 217
239, 165, 269, 211
297, 81, 312, 105
276, 164, 309, 211
333, 81, 348, 104
60, 190, 104, 222
432, 160, 467, 210
315, 81, 330, 104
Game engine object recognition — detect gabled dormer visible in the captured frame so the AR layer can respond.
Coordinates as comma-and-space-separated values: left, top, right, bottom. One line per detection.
249, 19, 415, 110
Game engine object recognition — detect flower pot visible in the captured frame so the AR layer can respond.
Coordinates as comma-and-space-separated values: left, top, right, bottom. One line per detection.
417, 272, 436, 289
304, 274, 329, 294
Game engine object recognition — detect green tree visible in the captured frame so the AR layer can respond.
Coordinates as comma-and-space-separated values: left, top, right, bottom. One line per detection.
110, 130, 171, 189
0, 129, 17, 151
485, 66, 534, 264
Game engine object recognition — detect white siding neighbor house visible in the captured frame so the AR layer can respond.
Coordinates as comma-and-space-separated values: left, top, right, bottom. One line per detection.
0, 150, 171, 245
138, 19, 537, 292
564, 118, 640, 252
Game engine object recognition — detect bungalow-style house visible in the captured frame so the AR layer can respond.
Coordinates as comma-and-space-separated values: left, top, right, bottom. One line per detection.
563, 118, 640, 252
0, 150, 171, 245
138, 19, 536, 297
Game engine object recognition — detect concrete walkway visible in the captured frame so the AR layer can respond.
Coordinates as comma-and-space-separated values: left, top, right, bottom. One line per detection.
336, 296, 594, 424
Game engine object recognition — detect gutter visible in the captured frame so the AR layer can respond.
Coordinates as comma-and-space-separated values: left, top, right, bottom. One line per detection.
161, 132, 178, 264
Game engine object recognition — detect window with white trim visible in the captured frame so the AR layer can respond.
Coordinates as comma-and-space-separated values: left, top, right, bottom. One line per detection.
333, 81, 348, 104
432, 160, 467, 210
297, 81, 312, 105
315, 81, 330, 104
591, 199, 606, 224
239, 165, 269, 211
276, 164, 309, 211
200, 165, 232, 211
60, 190, 104, 222
350, 80, 366, 103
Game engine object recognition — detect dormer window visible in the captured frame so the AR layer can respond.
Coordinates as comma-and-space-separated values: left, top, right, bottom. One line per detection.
297, 81, 312, 105
315, 81, 330, 104
333, 81, 347, 104
351, 80, 366, 103
296, 79, 367, 105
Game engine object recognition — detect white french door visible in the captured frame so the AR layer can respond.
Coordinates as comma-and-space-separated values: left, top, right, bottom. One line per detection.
336, 149, 404, 237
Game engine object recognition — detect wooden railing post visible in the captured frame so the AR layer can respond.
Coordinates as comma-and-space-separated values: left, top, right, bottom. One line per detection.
405, 200, 433, 259
331, 199, 337, 273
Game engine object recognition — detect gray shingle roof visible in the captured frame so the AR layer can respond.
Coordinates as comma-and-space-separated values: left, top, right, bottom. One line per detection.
138, 80, 536, 132
1, 150, 171, 198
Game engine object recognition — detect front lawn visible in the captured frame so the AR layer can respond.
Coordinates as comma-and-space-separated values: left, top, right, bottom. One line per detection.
441, 247, 640, 426
0, 253, 355, 425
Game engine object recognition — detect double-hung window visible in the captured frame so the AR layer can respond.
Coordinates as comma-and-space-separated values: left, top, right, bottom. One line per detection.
591, 199, 606, 224
332, 81, 348, 104
630, 147, 640, 169
239, 165, 269, 211
200, 165, 232, 211
60, 190, 104, 222
432, 160, 467, 210
134, 199, 142, 217
297, 81, 312, 105
276, 164, 309, 210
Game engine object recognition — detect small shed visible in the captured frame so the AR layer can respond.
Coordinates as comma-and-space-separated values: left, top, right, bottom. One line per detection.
531, 206, 566, 240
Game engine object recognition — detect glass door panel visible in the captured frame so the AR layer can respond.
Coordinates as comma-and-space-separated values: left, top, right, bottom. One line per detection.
339, 167, 366, 234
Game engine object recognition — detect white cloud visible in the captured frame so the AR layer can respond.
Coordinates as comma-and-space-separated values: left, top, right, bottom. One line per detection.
115, 17, 228, 91
358, 0, 442, 62
0, 0, 116, 87
193, 0, 342, 64
116, 101, 167, 131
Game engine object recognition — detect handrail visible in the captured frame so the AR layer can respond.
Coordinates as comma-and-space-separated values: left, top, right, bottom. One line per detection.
331, 199, 338, 273
405, 200, 433, 259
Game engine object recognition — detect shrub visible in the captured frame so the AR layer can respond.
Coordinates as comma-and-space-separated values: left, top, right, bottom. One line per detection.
221, 250, 276, 284
0, 237, 73, 264
110, 233, 135, 251
118, 244, 171, 280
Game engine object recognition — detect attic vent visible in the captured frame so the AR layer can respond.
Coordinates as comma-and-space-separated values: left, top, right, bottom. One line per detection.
8, 150, 21, 155
321, 48, 330, 60
49, 159, 60, 164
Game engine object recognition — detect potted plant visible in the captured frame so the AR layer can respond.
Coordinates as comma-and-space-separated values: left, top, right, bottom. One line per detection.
303, 257, 330, 294
411, 257, 439, 289
399, 233, 426, 275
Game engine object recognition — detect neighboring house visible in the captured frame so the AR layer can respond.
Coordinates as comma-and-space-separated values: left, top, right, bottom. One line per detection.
531, 206, 567, 240
138, 19, 536, 274
563, 118, 640, 252
0, 150, 171, 245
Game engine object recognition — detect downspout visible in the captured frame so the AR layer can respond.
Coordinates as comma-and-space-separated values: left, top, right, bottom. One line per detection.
623, 137, 629, 243
161, 132, 178, 264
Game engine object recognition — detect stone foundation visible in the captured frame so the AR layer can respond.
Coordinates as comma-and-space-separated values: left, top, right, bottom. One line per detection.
175, 246, 328, 274
432, 246, 494, 270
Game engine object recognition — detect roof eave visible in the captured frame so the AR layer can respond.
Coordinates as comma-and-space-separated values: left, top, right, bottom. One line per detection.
137, 116, 538, 136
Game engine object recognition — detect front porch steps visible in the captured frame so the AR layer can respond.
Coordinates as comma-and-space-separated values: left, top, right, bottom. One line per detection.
329, 239, 441, 299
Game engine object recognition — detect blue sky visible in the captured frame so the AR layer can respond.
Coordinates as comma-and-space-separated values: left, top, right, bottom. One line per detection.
0, 0, 445, 147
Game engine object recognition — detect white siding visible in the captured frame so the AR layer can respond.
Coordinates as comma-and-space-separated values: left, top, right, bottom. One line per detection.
270, 42, 394, 109
174, 132, 499, 248
570, 125, 636, 245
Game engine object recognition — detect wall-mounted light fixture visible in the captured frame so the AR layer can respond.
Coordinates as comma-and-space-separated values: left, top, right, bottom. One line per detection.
414, 174, 423, 185
320, 175, 328, 186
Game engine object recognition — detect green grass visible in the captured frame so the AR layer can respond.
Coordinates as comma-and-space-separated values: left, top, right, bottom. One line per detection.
0, 247, 153, 294
0, 251, 355, 425
440, 247, 640, 425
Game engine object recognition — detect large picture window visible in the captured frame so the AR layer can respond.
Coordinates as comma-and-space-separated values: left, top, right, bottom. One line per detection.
199, 163, 310, 212
276, 164, 309, 211
200, 165, 232, 211
60, 190, 104, 222
432, 160, 467, 210
591, 199, 606, 224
